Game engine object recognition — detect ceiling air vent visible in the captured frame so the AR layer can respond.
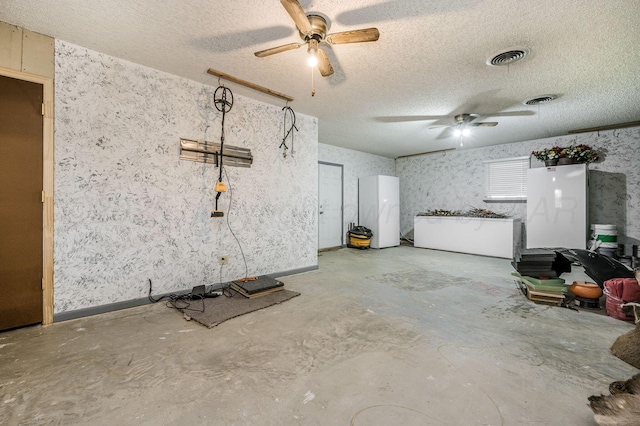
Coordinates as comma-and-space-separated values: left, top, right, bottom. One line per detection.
524, 95, 557, 105
487, 47, 530, 67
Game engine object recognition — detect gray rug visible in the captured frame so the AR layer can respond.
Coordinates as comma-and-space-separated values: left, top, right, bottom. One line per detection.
179, 289, 300, 328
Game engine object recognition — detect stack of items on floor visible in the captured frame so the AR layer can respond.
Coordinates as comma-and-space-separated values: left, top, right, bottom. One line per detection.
512, 249, 572, 304
231, 275, 285, 299
513, 248, 639, 313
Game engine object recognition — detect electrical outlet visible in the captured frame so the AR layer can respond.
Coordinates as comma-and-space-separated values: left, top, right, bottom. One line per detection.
218, 255, 229, 265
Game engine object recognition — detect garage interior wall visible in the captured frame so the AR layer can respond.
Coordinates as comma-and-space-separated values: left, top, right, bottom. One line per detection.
319, 143, 395, 240
53, 40, 318, 315
5, 21, 639, 318
396, 128, 640, 249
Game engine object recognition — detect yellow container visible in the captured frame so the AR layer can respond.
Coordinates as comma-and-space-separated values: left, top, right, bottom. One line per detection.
348, 233, 371, 249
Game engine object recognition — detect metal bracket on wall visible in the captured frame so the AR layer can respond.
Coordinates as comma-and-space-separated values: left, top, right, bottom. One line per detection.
180, 138, 253, 168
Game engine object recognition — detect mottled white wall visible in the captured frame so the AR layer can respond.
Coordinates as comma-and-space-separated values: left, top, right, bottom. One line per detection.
54, 40, 318, 313
397, 128, 640, 250
318, 143, 395, 240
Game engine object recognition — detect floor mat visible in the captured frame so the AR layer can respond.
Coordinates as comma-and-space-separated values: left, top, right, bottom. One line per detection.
179, 289, 300, 328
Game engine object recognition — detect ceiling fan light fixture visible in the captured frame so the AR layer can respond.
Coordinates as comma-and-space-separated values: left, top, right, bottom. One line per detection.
486, 47, 530, 67
307, 38, 319, 67
255, 1, 377, 79
454, 127, 470, 137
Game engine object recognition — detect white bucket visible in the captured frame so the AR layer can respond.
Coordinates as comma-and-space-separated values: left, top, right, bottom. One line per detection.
588, 240, 618, 251
597, 247, 617, 258
592, 224, 617, 243
598, 242, 618, 249
592, 224, 617, 231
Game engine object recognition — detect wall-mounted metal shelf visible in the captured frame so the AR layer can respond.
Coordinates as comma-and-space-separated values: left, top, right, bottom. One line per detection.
179, 138, 253, 168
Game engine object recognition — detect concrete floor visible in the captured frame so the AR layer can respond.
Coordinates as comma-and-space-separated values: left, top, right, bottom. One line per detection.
1, 246, 637, 425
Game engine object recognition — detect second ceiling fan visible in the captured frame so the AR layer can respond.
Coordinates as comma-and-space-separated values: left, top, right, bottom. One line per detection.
431, 114, 498, 131
254, 0, 380, 77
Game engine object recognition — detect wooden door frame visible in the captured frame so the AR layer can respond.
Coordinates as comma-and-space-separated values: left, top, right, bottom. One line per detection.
1, 66, 54, 326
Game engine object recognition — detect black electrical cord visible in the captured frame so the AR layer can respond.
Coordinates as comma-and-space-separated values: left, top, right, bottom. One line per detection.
148, 279, 170, 303
223, 167, 248, 280
279, 105, 298, 157
147, 279, 205, 313
166, 295, 205, 313
218, 262, 233, 298
219, 166, 250, 298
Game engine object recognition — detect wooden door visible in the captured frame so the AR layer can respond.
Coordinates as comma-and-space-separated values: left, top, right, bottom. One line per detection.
0, 75, 43, 330
318, 162, 343, 249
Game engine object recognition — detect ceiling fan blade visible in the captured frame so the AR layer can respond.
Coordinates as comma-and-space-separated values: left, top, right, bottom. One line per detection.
374, 115, 447, 123
480, 110, 535, 117
469, 122, 498, 127
435, 127, 455, 140
254, 42, 303, 57
280, 0, 312, 35
326, 28, 380, 44
317, 48, 334, 77
428, 125, 450, 129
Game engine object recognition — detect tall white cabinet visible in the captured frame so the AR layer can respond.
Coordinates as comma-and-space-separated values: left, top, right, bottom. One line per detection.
526, 163, 588, 249
358, 175, 400, 249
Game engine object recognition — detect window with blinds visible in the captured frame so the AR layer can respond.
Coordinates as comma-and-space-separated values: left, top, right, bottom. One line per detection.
484, 156, 530, 200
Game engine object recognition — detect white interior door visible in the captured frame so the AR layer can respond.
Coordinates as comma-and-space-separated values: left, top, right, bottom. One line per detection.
318, 162, 343, 249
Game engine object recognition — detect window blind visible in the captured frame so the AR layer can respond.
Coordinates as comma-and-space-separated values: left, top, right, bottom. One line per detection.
484, 156, 530, 200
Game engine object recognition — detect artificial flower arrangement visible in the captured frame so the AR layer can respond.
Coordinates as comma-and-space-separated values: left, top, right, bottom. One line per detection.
561, 144, 599, 163
531, 146, 564, 161
531, 144, 599, 163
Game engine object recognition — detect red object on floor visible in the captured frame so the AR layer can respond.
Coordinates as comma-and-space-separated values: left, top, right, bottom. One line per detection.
604, 278, 640, 321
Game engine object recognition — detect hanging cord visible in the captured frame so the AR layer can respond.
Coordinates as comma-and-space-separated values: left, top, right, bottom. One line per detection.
224, 166, 248, 281
214, 166, 249, 298
279, 105, 298, 158
213, 86, 233, 212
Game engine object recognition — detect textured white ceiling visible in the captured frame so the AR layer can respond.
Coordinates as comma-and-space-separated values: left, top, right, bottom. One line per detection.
2, 0, 639, 157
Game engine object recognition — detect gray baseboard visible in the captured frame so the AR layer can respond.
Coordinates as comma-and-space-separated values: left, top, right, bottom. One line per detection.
267, 264, 318, 278
52, 264, 318, 323
52, 288, 192, 323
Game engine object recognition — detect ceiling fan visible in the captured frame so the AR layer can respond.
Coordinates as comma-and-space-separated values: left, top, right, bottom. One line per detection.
429, 115, 498, 143
430, 114, 498, 133
376, 110, 534, 124
254, 0, 380, 77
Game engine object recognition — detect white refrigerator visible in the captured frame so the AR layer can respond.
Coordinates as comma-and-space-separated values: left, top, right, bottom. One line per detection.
526, 163, 588, 249
358, 175, 400, 248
